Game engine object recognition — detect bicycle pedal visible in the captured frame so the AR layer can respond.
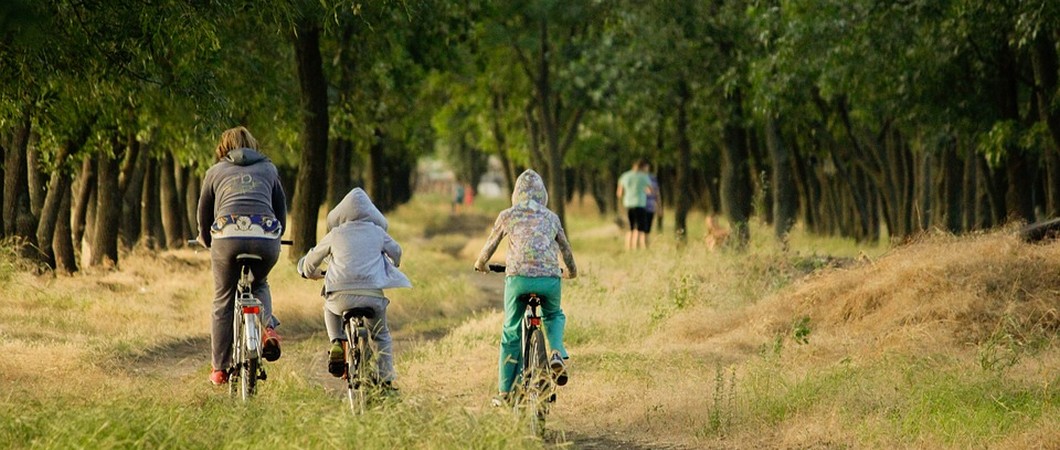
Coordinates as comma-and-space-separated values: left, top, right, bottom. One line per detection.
259, 369, 268, 381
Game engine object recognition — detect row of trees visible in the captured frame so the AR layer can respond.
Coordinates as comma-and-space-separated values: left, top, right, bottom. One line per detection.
435, 0, 1060, 248
2, 0, 1059, 275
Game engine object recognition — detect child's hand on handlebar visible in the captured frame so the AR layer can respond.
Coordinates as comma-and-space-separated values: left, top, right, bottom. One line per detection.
473, 260, 488, 273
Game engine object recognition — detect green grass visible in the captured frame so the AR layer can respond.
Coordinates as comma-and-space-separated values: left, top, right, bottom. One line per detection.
0, 386, 538, 449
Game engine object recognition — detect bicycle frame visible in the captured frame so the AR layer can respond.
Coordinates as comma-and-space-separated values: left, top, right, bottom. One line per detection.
519, 295, 544, 379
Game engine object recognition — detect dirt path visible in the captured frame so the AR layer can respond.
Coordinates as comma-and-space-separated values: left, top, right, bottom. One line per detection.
120, 214, 681, 449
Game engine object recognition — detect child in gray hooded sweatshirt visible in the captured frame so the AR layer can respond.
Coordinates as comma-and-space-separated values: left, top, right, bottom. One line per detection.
297, 188, 411, 385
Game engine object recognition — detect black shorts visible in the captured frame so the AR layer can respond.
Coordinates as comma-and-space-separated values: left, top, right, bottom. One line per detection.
643, 211, 655, 233
627, 207, 650, 232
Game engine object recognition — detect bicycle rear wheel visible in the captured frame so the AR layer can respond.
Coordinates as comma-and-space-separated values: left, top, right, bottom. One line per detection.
525, 328, 549, 436
240, 316, 260, 400
345, 323, 368, 414
241, 357, 258, 400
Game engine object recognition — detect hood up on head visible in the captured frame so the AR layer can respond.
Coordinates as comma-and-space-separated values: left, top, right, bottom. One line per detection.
511, 169, 548, 206
225, 148, 268, 166
327, 188, 388, 231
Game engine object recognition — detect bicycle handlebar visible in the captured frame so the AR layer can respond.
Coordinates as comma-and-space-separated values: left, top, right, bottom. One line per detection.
187, 238, 294, 248
477, 263, 569, 278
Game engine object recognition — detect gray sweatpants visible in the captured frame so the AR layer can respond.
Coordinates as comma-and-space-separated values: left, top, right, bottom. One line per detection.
210, 238, 281, 370
324, 294, 395, 382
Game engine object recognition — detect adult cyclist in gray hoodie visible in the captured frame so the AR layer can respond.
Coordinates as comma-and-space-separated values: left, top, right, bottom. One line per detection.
196, 126, 287, 386
297, 188, 411, 387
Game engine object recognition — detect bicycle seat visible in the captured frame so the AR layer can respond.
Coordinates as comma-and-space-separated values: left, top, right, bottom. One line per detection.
236, 253, 263, 262
516, 293, 545, 304
343, 307, 376, 320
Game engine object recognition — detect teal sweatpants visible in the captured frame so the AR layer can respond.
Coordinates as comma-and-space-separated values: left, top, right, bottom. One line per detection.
498, 275, 567, 393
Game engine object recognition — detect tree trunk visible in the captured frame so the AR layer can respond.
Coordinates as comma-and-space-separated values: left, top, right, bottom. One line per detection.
26, 134, 44, 219
159, 152, 184, 249
766, 115, 796, 244
140, 158, 161, 249
3, 104, 31, 238
367, 128, 388, 211
997, 43, 1035, 223
1032, 33, 1060, 168
721, 89, 753, 250
184, 168, 200, 240
917, 150, 933, 232
524, 103, 546, 172
491, 92, 516, 192
72, 156, 95, 248
983, 159, 1007, 227
674, 78, 693, 239
53, 183, 77, 274
89, 138, 123, 268
941, 138, 964, 232
326, 138, 353, 209
962, 146, 980, 230
790, 138, 819, 233
35, 123, 90, 268
289, 22, 330, 260
118, 136, 144, 249
1006, 152, 1036, 223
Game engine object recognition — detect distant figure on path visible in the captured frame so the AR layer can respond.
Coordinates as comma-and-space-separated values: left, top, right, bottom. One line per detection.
642, 161, 662, 248
616, 159, 652, 250
452, 182, 465, 214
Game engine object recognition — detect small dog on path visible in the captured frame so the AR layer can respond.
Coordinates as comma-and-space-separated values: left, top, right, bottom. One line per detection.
704, 216, 729, 251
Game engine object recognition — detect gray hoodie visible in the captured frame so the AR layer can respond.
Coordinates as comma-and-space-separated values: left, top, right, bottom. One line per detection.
298, 188, 412, 293
197, 148, 287, 246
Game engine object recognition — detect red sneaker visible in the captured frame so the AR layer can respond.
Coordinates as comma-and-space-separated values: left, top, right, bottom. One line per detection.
210, 369, 228, 385
262, 327, 282, 362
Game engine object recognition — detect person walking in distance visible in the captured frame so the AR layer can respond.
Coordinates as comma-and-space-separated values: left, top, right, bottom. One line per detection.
642, 161, 662, 249
616, 159, 652, 250
197, 126, 287, 386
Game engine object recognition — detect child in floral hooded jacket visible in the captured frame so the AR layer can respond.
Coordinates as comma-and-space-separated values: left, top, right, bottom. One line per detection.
474, 169, 577, 404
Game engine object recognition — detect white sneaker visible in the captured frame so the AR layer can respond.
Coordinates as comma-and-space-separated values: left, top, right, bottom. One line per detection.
550, 352, 568, 386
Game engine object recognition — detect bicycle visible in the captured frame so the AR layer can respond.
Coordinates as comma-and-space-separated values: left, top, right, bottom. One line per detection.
190, 239, 291, 400
339, 306, 378, 414
228, 252, 267, 400
480, 263, 560, 436
302, 270, 386, 414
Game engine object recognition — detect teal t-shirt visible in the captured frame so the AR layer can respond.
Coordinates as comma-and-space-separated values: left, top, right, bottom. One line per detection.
618, 170, 650, 208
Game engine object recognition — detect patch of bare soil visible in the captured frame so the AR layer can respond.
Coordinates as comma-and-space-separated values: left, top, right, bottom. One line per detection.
424, 213, 495, 238
557, 432, 692, 449
120, 336, 209, 379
